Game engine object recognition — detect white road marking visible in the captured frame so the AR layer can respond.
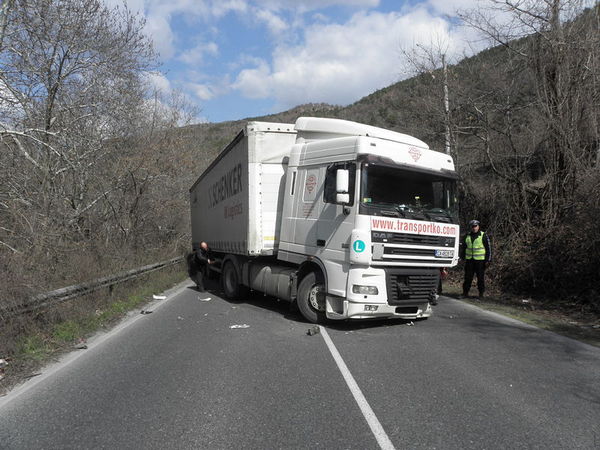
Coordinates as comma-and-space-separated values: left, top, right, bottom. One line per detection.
319, 326, 396, 450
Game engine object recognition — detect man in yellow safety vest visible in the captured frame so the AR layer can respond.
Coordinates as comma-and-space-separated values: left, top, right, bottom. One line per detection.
459, 219, 491, 299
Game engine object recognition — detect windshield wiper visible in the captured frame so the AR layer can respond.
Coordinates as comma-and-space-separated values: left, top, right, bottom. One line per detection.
362, 201, 406, 218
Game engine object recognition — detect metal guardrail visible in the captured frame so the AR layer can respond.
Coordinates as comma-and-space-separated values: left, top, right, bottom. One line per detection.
1, 256, 184, 318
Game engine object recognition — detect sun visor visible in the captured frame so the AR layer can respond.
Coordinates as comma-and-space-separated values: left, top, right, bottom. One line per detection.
294, 117, 429, 149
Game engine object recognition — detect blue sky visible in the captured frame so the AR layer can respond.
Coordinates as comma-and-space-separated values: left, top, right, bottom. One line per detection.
105, 0, 485, 123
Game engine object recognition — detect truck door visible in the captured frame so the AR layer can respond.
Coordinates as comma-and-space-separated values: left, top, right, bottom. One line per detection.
317, 162, 356, 263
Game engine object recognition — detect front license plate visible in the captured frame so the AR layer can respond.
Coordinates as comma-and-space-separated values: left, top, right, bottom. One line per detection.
435, 249, 454, 258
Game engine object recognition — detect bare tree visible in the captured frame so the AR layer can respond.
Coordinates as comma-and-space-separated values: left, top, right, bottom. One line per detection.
401, 34, 456, 157
0, 0, 163, 301
453, 0, 600, 300
459, 0, 600, 226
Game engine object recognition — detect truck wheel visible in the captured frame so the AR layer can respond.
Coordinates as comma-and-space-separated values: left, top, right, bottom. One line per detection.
222, 261, 249, 300
297, 272, 326, 323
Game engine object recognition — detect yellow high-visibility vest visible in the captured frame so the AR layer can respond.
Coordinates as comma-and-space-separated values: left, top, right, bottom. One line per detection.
465, 232, 486, 260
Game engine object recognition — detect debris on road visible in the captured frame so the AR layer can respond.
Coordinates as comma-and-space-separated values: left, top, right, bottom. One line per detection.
407, 321, 415, 326
153, 295, 167, 300
140, 309, 153, 315
307, 326, 320, 336
230, 324, 250, 329
75, 339, 88, 350
522, 299, 530, 304
177, 316, 184, 321
199, 297, 212, 302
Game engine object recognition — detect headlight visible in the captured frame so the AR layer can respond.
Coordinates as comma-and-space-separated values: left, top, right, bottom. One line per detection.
352, 285, 379, 295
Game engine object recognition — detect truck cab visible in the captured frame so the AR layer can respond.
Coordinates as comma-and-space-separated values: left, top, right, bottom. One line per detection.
277, 117, 459, 321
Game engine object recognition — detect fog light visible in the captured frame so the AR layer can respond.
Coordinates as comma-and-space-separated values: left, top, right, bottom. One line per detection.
364, 305, 379, 311
352, 285, 379, 295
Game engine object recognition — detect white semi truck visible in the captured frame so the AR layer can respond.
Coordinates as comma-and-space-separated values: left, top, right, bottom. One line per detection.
190, 117, 459, 323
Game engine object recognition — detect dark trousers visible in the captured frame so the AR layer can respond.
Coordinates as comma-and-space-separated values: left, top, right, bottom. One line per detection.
186, 253, 206, 291
195, 268, 205, 291
463, 259, 486, 295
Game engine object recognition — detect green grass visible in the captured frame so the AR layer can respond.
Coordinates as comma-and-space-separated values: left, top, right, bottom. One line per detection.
52, 320, 83, 343
17, 335, 53, 361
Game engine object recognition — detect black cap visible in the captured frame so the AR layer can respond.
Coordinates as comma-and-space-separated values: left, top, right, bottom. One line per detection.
468, 220, 480, 226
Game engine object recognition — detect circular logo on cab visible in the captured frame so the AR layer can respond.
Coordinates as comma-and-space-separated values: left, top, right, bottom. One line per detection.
306, 174, 317, 193
353, 240, 366, 253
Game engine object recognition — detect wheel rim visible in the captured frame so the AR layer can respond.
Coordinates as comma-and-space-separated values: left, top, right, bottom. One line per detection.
308, 284, 326, 312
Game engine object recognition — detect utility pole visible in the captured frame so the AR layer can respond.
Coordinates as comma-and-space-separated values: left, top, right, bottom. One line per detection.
442, 53, 451, 156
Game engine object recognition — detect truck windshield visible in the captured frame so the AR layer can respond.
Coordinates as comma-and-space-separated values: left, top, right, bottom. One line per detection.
359, 163, 458, 223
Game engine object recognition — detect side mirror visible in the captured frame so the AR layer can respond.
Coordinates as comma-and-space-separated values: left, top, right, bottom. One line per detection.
336, 169, 349, 194
336, 169, 350, 204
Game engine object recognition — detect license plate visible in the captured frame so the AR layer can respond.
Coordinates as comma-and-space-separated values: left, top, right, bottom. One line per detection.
435, 249, 454, 258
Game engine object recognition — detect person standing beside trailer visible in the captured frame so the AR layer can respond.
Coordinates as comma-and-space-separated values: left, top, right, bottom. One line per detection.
190, 241, 213, 292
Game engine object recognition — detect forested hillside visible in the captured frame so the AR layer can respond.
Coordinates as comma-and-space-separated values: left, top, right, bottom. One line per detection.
1, 0, 598, 320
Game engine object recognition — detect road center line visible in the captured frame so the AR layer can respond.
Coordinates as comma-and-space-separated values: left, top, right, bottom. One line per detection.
319, 326, 396, 450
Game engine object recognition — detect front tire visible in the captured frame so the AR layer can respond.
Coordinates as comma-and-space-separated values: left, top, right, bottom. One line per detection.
221, 261, 249, 300
297, 272, 326, 323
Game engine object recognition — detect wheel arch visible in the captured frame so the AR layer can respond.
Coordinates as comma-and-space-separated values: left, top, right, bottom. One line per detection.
296, 258, 327, 294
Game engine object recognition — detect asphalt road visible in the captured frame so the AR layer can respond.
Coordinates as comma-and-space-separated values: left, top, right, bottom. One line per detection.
1, 279, 599, 449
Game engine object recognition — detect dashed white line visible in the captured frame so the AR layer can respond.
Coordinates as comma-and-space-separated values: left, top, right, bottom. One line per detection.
319, 326, 396, 450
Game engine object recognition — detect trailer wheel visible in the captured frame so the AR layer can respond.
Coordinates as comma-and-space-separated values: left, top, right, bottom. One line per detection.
297, 272, 326, 323
222, 261, 249, 300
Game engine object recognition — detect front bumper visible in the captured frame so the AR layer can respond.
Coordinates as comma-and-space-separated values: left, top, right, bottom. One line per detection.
325, 267, 438, 320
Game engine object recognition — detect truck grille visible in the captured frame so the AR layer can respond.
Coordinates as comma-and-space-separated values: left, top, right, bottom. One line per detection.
385, 268, 439, 305
372, 232, 454, 247
384, 247, 435, 257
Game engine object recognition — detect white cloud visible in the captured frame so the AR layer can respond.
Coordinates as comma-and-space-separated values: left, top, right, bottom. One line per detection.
178, 42, 219, 65
188, 83, 217, 101
186, 74, 234, 101
143, 71, 172, 93
254, 9, 288, 35
232, 8, 474, 109
144, 14, 177, 59
211, 0, 248, 17
232, 59, 272, 98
